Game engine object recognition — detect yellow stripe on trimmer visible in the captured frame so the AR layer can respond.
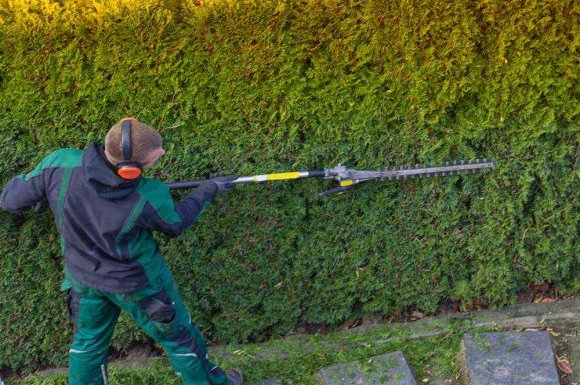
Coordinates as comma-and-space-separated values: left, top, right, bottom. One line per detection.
340, 180, 354, 187
266, 172, 301, 181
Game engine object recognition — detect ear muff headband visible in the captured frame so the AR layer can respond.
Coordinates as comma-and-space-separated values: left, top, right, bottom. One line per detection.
121, 119, 133, 161
116, 117, 143, 180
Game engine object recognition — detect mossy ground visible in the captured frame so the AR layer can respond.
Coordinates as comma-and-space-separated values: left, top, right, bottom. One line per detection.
10, 321, 496, 385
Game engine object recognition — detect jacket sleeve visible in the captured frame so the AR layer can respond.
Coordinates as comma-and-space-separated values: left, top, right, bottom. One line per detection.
0, 154, 52, 214
139, 181, 219, 238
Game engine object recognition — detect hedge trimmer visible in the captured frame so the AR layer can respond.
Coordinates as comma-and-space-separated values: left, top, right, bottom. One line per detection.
29, 159, 494, 214
168, 159, 495, 196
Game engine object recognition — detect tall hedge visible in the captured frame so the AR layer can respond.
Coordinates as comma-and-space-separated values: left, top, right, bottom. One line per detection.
0, 0, 577, 374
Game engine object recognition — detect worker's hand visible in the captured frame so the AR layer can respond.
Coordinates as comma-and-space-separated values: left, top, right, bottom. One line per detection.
209, 173, 238, 193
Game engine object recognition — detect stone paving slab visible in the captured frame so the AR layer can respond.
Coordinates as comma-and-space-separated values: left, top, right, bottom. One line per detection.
318, 351, 418, 385
462, 331, 560, 385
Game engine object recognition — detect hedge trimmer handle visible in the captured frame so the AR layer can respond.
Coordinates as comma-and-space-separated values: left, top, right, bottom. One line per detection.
318, 185, 356, 196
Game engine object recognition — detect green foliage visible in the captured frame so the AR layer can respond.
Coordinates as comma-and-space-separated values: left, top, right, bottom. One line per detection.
0, 0, 577, 374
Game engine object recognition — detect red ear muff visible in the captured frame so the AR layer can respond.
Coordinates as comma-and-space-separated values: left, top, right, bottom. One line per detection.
115, 118, 143, 180
117, 166, 142, 180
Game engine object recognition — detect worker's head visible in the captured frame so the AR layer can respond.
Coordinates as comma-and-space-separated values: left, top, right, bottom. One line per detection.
104, 118, 165, 177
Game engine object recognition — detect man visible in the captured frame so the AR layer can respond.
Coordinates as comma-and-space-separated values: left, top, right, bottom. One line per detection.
0, 118, 243, 385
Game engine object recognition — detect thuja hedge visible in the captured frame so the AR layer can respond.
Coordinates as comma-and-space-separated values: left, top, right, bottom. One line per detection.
0, 0, 577, 373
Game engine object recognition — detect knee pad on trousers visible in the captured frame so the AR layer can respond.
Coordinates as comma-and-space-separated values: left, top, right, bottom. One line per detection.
138, 289, 176, 323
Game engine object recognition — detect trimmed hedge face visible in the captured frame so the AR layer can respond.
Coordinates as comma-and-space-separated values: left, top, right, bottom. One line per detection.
0, 0, 577, 373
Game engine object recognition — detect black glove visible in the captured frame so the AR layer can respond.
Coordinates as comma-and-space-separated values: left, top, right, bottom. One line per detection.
209, 173, 238, 194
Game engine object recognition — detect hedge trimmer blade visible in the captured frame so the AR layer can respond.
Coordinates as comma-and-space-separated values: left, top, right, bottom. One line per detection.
380, 159, 495, 180
318, 159, 495, 195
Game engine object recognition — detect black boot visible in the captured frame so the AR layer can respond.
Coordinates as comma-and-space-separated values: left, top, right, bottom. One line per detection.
226, 368, 244, 385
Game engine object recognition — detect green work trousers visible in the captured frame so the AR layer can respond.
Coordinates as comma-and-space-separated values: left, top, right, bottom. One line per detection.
63, 265, 229, 385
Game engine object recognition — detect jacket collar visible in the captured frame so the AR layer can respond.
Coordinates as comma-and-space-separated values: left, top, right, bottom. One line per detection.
82, 141, 141, 200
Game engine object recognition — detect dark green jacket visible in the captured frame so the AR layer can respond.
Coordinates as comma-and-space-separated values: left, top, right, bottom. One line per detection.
0, 141, 218, 293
